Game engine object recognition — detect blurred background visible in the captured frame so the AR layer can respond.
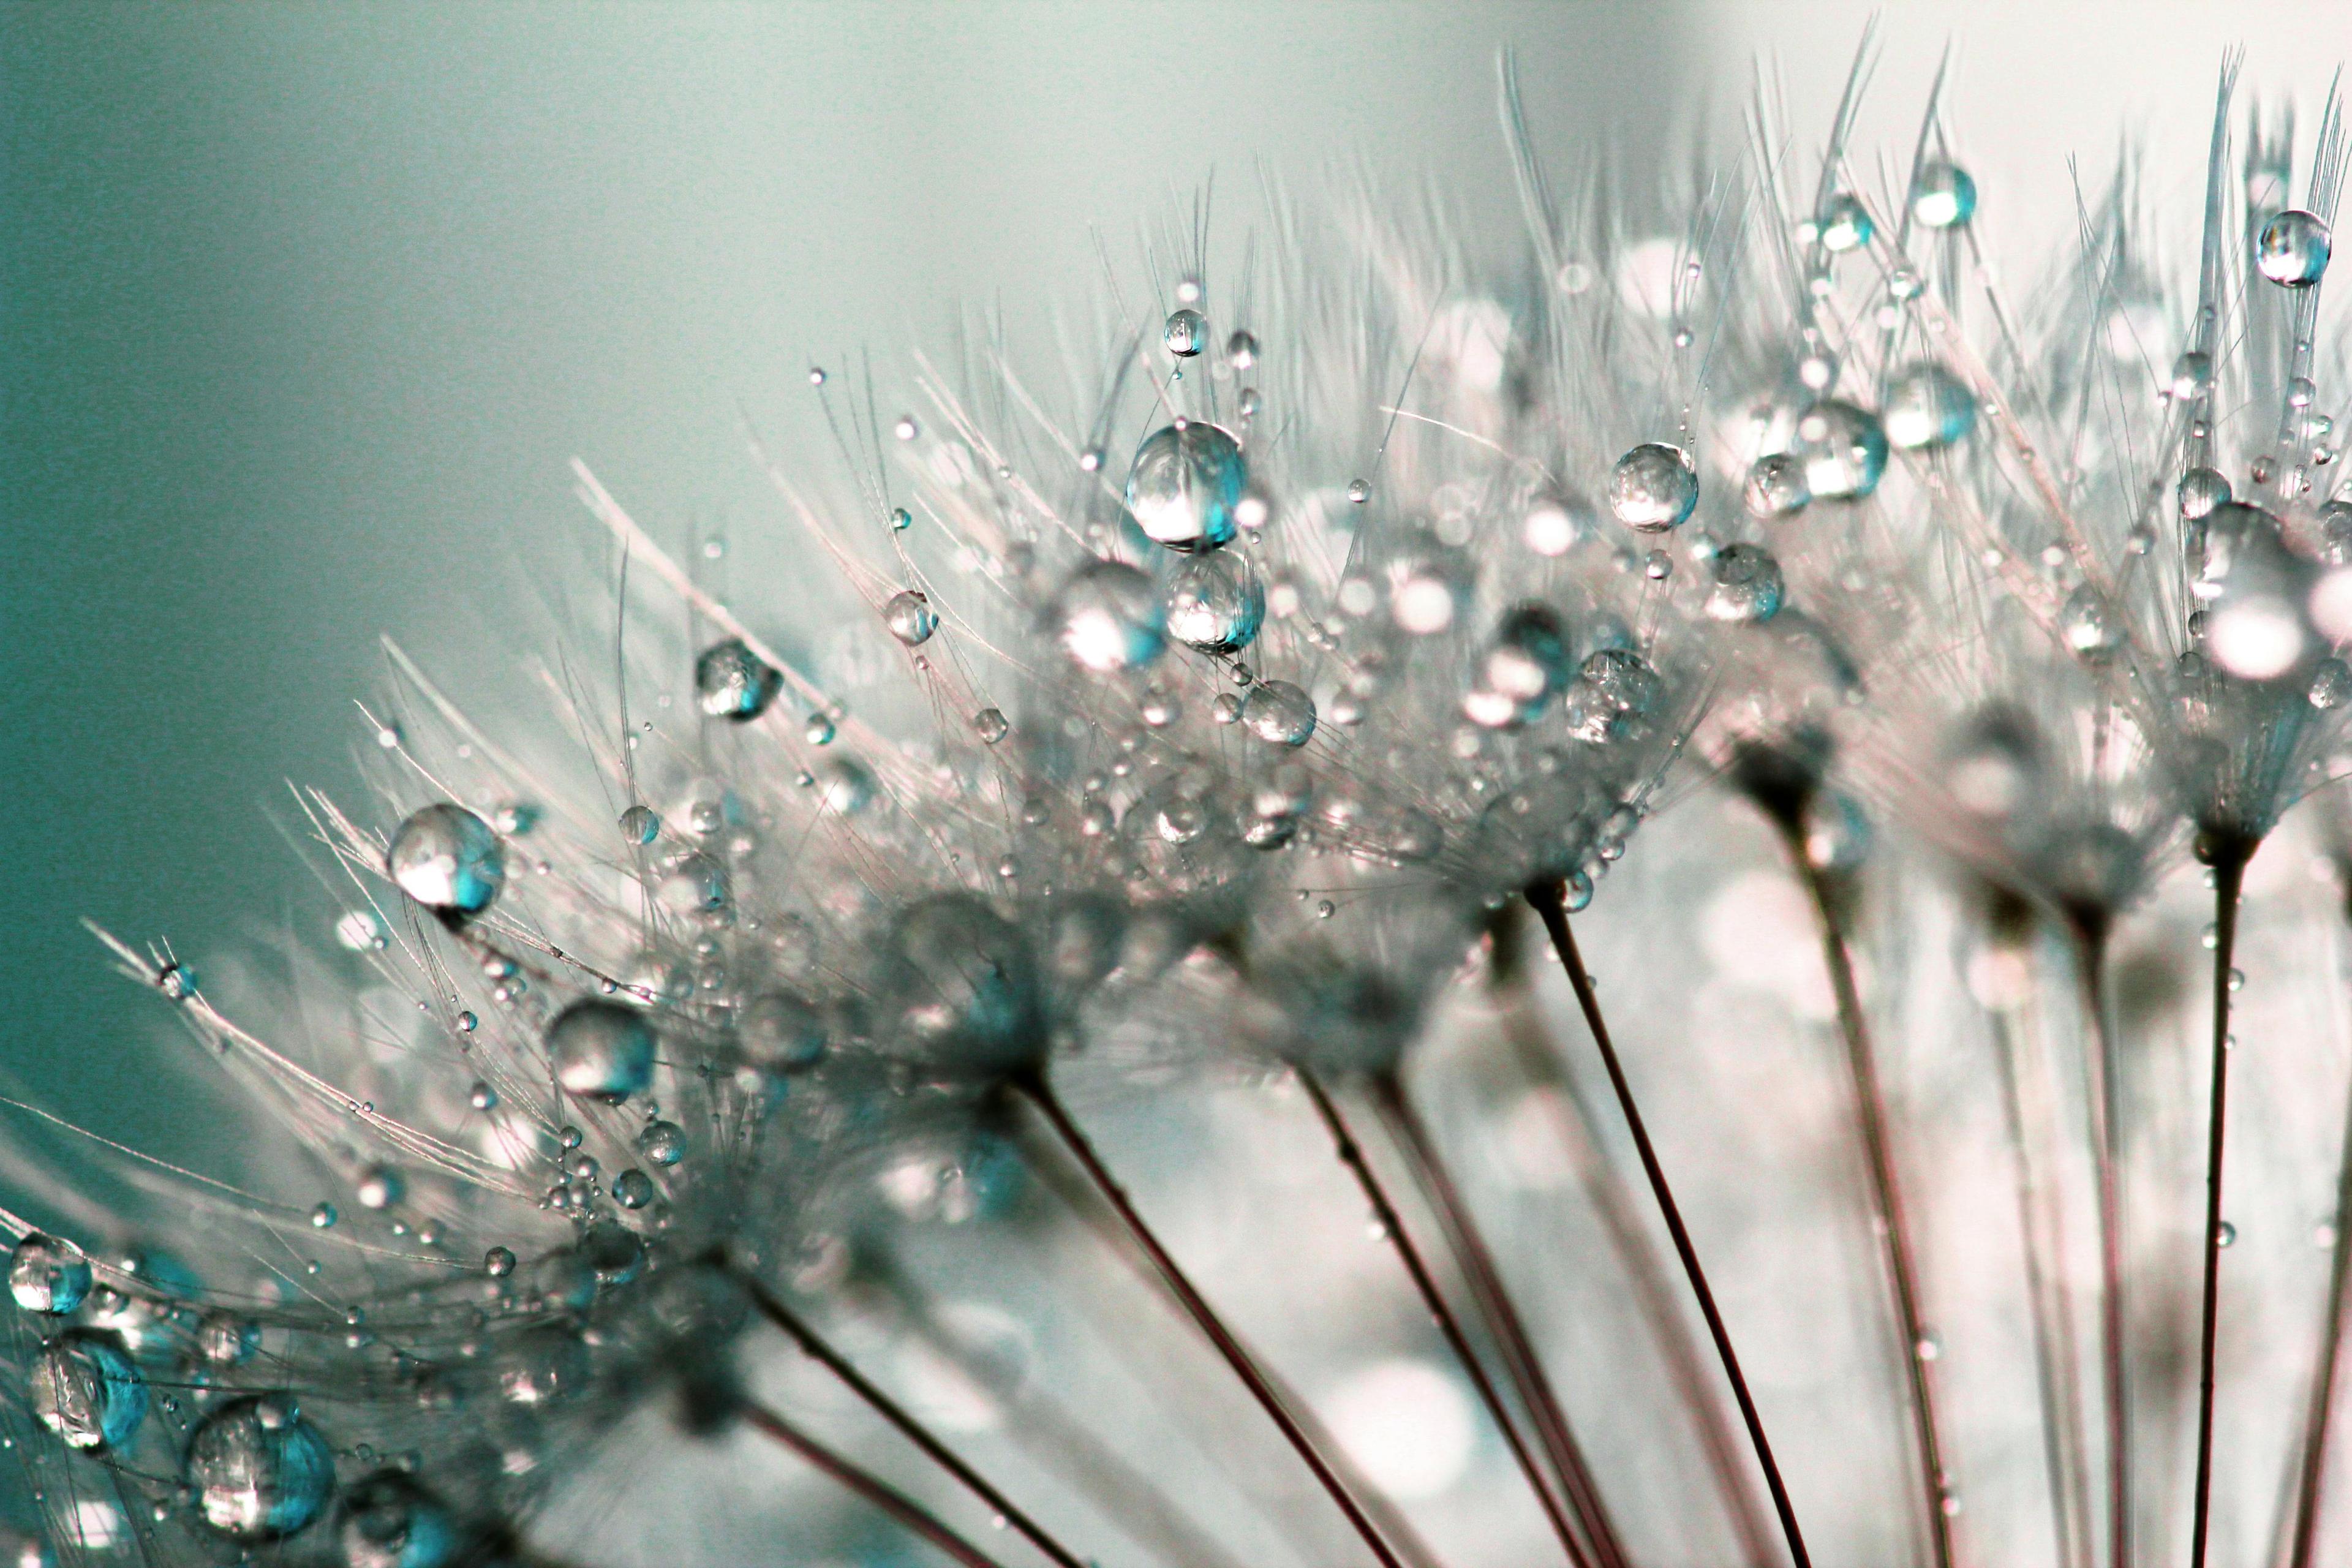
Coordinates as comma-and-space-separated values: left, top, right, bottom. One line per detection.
0, 0, 2339, 1163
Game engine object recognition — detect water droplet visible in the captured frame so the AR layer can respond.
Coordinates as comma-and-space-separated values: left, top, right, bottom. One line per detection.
547, 1000, 657, 1104
884, 590, 938, 646
2217, 1219, 2238, 1246
1705, 544, 1785, 623
355, 1165, 404, 1211
619, 804, 661, 845
469, 1079, 497, 1110
626, 1122, 682, 1174
1346, 478, 1373, 505
1608, 442, 1698, 531
880, 895, 1042, 1072
693, 638, 782, 721
1794, 400, 1888, 500
1743, 453, 1810, 519
334, 908, 390, 951
2257, 209, 2332, 288
2312, 657, 2352, 709
2179, 467, 2232, 521
1166, 551, 1266, 652
1458, 601, 1571, 728
1240, 680, 1317, 746
341, 1471, 457, 1568
1226, 330, 1259, 368
1523, 492, 1594, 555
483, 1246, 516, 1277
2060, 586, 2124, 663
804, 712, 837, 747
9, 1235, 90, 1315
973, 707, 1010, 744
1047, 560, 1166, 673
816, 758, 875, 816
31, 1330, 145, 1451
1163, 307, 1207, 356
889, 506, 913, 532
196, 1312, 257, 1366
1815, 193, 1874, 253
386, 805, 505, 917
186, 1396, 334, 1540
1386, 548, 1465, 635
310, 1202, 337, 1229
1125, 422, 1246, 551
893, 414, 920, 442
1883, 364, 1977, 450
1910, 160, 1977, 228
610, 1170, 654, 1210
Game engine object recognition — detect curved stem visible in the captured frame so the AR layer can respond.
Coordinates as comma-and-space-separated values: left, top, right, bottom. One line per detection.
729, 1266, 1088, 1568
1486, 917, 1778, 1568
2190, 850, 2250, 1568
1296, 1068, 1595, 1568
2286, 992, 2352, 1568
1987, 980, 2094, 1568
1525, 881, 1813, 1568
1012, 1069, 1409, 1568
2073, 927, 2133, 1568
739, 1400, 1011, 1568
1786, 847, 1958, 1568
1368, 1073, 1630, 1568
861, 1257, 1254, 1568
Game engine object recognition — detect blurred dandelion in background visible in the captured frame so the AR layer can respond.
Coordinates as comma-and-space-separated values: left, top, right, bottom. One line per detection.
14, 7, 2352, 1568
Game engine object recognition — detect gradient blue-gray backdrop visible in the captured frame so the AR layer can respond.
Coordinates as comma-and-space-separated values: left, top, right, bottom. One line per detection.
1, 2, 2331, 1163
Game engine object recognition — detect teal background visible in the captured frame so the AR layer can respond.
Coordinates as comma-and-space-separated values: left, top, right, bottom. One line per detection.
1, 2, 2334, 1163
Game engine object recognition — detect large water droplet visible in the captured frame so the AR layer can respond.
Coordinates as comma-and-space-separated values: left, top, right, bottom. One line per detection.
693, 638, 782, 721
1125, 423, 1246, 551
1815, 194, 1874, 253
1608, 443, 1698, 532
341, 1471, 456, 1568
1910, 161, 1977, 228
1163, 308, 1207, 357
386, 805, 504, 917
1047, 560, 1166, 673
1705, 544, 1785, 623
546, 1000, 657, 1104
186, 1396, 334, 1540
881, 895, 1042, 1072
31, 1330, 145, 1451
9, 1235, 90, 1315
2060, 586, 2124, 664
1240, 680, 1317, 746
1793, 400, 1888, 500
2257, 209, 2332, 288
1743, 453, 1810, 519
741, 990, 826, 1073
1464, 603, 1572, 729
1165, 551, 1265, 652
1882, 364, 1977, 450
883, 590, 938, 646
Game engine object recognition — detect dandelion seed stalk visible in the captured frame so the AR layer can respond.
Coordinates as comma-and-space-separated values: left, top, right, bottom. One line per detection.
1525, 880, 1813, 1568
1296, 1066, 1595, 1568
2190, 845, 2252, 1568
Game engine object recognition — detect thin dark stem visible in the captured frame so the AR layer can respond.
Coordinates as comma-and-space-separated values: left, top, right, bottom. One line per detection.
1787, 849, 1958, 1568
1005, 1107, 1450, 1568
1368, 1073, 1630, 1568
1012, 1069, 1409, 1568
739, 1400, 1011, 1568
862, 1258, 1254, 1568
2286, 991, 2352, 1568
728, 1266, 1088, 1568
1525, 881, 1812, 1568
1488, 937, 1779, 1568
1297, 1068, 1594, 1568
2073, 927, 2133, 1568
1987, 992, 2094, 1568
2191, 850, 2250, 1568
